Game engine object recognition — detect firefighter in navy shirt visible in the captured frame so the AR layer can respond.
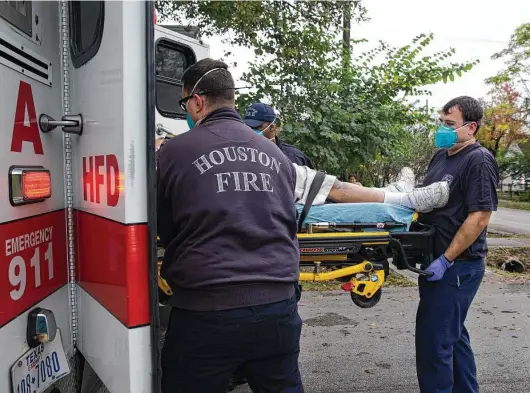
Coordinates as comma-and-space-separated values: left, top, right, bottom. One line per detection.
157, 58, 305, 393
416, 96, 499, 393
244, 103, 314, 168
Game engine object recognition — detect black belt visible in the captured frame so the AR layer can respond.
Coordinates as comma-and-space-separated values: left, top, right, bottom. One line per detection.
455, 250, 472, 260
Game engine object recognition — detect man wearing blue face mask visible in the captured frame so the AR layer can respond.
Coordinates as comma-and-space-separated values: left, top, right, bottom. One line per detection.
415, 96, 499, 393
244, 103, 314, 168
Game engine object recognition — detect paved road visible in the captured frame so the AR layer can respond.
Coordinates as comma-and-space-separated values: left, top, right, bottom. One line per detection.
490, 208, 530, 234
235, 284, 530, 393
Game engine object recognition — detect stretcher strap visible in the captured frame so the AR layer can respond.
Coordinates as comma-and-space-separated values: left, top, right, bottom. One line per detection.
298, 171, 326, 232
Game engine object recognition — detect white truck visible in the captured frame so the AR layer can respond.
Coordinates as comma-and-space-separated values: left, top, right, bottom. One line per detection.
0, 2, 208, 392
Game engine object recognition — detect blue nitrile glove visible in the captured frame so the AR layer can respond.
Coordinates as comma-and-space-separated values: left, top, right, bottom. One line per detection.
425, 254, 453, 281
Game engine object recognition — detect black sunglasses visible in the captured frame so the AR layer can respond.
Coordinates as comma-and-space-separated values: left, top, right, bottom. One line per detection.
178, 91, 206, 112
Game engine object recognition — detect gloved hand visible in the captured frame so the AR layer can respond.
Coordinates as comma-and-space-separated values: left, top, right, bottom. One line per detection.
425, 254, 453, 281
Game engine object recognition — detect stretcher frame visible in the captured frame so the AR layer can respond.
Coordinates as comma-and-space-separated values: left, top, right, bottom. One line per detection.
156, 214, 435, 308
296, 215, 435, 307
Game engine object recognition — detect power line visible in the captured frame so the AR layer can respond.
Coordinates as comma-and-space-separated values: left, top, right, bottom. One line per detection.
353, 31, 510, 45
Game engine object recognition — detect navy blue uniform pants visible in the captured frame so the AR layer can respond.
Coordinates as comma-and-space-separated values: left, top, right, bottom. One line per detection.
230, 284, 302, 388
415, 258, 485, 393
161, 295, 304, 393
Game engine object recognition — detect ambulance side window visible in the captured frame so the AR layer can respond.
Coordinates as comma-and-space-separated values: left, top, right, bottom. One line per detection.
156, 40, 195, 119
69, 1, 105, 68
0, 1, 32, 36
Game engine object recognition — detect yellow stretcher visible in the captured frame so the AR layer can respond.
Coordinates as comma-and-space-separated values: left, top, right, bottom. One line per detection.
295, 214, 435, 307
156, 213, 435, 308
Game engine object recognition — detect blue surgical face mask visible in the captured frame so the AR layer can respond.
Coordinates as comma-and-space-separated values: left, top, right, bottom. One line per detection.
186, 113, 195, 130
434, 125, 458, 148
254, 121, 274, 137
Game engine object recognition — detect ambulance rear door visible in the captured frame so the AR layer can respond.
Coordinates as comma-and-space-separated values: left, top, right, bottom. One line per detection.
154, 24, 209, 136
0, 2, 72, 392
66, 2, 155, 392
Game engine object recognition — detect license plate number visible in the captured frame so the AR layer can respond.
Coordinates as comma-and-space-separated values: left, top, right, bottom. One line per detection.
11, 330, 70, 393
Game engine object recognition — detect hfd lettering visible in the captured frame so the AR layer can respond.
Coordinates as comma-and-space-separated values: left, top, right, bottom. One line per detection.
83, 155, 121, 206
10, 81, 44, 155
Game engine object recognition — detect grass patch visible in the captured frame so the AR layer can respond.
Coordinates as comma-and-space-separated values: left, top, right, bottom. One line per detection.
487, 247, 529, 266
498, 199, 530, 211
486, 265, 530, 280
385, 271, 417, 287
486, 247, 530, 279
301, 280, 342, 292
300, 270, 416, 292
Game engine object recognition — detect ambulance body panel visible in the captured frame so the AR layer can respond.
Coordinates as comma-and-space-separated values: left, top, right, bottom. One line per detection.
0, 1, 209, 392
0, 2, 70, 392
69, 2, 151, 391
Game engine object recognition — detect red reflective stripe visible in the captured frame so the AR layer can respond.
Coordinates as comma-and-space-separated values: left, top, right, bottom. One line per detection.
0, 210, 68, 328
75, 211, 149, 327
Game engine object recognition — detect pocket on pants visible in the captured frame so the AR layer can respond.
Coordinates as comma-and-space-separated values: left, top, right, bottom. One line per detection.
276, 306, 302, 354
447, 263, 485, 289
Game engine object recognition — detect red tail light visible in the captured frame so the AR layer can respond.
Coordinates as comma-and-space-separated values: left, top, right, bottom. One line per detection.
9, 166, 52, 205
23, 171, 52, 200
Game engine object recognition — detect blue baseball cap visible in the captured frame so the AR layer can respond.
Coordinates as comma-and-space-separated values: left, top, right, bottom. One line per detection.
244, 103, 276, 128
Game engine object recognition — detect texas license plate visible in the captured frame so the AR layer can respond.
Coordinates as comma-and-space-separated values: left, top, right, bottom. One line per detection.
11, 329, 70, 393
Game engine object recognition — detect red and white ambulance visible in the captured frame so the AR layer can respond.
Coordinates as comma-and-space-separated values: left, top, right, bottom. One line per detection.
0, 2, 207, 392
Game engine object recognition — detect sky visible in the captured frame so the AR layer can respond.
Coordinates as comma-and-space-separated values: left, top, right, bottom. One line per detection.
200, 0, 530, 111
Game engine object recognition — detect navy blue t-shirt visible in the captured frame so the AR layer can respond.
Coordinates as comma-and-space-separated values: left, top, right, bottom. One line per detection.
276, 137, 313, 168
419, 143, 499, 260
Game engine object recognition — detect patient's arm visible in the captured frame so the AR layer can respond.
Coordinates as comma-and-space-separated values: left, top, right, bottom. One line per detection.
293, 164, 449, 213
294, 164, 384, 205
328, 180, 384, 203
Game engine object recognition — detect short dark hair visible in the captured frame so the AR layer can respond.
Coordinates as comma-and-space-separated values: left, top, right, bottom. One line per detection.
442, 96, 483, 134
181, 58, 235, 108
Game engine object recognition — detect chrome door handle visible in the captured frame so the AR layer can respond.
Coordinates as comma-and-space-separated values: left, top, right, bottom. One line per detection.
39, 113, 83, 135
156, 123, 179, 138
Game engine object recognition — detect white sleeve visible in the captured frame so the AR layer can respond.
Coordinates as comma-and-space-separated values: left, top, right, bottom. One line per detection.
293, 163, 336, 205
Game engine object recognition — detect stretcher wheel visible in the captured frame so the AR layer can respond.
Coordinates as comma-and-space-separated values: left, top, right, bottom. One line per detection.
350, 288, 382, 308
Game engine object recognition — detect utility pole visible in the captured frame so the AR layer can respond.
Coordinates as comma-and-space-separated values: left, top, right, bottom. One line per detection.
342, 1, 351, 71
342, 1, 352, 181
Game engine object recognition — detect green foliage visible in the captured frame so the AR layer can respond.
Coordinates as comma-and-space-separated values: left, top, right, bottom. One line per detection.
497, 146, 530, 179
486, 23, 530, 105
478, 83, 528, 157
156, 0, 477, 175
484, 23, 529, 177
519, 190, 530, 203
358, 123, 437, 187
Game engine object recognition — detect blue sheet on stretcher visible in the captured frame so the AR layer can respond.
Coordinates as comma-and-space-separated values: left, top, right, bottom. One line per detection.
295, 203, 416, 232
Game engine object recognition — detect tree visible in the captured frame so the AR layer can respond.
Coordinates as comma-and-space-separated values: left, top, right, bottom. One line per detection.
156, 1, 477, 174
478, 83, 528, 157
357, 121, 437, 187
497, 149, 530, 180
486, 23, 530, 111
